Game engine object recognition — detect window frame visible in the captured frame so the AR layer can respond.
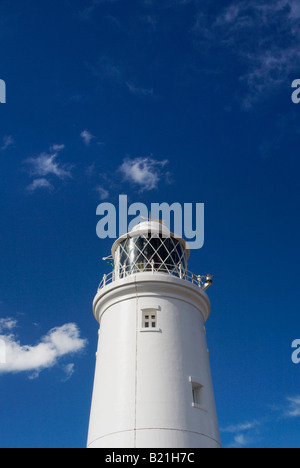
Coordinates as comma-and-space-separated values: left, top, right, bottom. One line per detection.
189, 377, 206, 412
140, 307, 160, 333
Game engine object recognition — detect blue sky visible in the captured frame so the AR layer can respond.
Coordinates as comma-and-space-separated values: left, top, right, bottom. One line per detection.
0, 0, 300, 448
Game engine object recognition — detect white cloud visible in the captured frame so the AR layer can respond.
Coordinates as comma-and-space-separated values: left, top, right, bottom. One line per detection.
230, 434, 251, 448
0, 318, 17, 332
221, 420, 261, 434
50, 144, 65, 152
0, 321, 87, 379
61, 363, 75, 382
283, 395, 300, 418
80, 129, 96, 146
24, 144, 73, 193
241, 46, 300, 108
119, 156, 169, 191
221, 419, 261, 448
222, 394, 300, 447
1, 135, 14, 151
96, 186, 110, 200
24, 144, 72, 180
26, 178, 54, 193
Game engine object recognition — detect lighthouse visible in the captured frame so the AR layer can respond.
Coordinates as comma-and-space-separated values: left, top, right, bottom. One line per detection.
87, 221, 221, 448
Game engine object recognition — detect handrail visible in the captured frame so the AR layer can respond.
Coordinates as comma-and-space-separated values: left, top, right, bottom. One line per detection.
97, 263, 212, 291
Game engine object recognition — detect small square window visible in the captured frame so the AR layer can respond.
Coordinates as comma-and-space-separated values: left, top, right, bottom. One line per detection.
142, 309, 158, 330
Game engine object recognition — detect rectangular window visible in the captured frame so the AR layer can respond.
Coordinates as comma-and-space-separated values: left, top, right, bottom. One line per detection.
141, 309, 158, 330
189, 377, 204, 409
192, 383, 203, 406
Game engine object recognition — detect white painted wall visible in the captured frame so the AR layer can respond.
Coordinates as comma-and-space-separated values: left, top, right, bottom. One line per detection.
87, 273, 221, 448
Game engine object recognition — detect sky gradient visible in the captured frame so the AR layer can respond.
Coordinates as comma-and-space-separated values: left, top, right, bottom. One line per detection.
0, 0, 300, 448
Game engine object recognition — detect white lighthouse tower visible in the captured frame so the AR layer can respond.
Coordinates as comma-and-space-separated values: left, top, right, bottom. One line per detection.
87, 221, 221, 448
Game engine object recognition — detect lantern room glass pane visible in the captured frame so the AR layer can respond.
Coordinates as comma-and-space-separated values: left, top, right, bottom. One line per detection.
116, 234, 187, 278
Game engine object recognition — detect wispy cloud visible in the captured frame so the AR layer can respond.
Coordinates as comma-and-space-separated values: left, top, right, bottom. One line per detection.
193, 0, 300, 107
222, 394, 300, 447
221, 420, 261, 434
229, 433, 252, 448
80, 129, 96, 146
1, 135, 14, 151
61, 363, 75, 382
25, 144, 72, 180
119, 156, 169, 191
92, 154, 172, 197
96, 186, 110, 200
0, 318, 18, 333
0, 319, 87, 379
221, 419, 261, 448
80, 129, 104, 147
283, 395, 300, 418
89, 55, 155, 98
85, 163, 96, 177
24, 144, 73, 193
26, 178, 54, 193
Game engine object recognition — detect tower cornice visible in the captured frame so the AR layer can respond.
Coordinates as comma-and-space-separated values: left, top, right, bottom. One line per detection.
93, 272, 211, 324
